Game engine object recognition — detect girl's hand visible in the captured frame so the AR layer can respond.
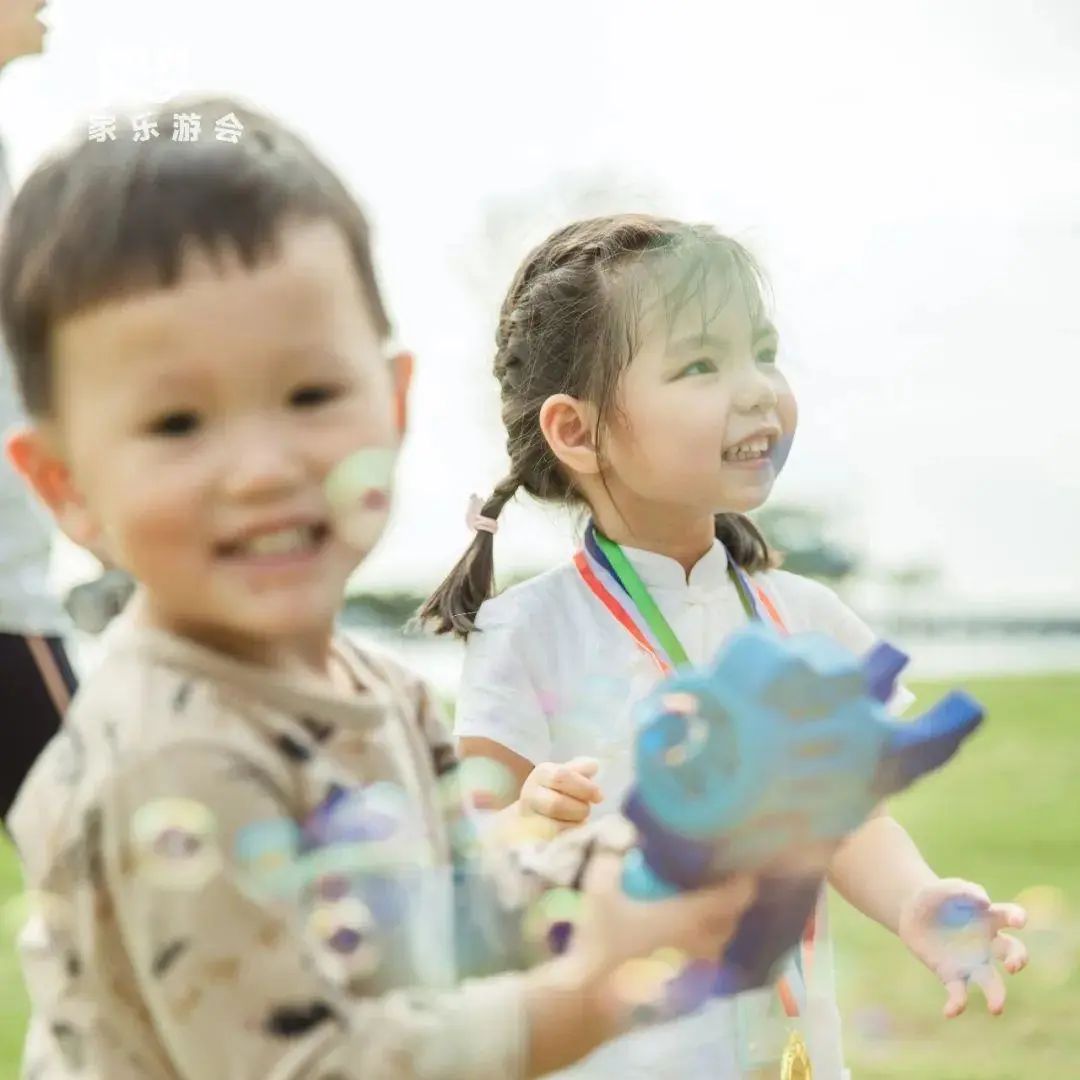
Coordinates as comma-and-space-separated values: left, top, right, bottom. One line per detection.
898, 878, 1028, 1018
519, 757, 603, 829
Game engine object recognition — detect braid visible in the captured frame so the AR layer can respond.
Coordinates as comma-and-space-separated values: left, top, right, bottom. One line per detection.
415, 472, 523, 638
714, 512, 778, 573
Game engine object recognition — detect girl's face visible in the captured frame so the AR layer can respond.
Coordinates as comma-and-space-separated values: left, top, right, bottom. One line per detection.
602, 262, 797, 519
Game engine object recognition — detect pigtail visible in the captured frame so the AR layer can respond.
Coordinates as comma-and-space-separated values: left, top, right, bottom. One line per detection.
416, 474, 522, 638
714, 512, 779, 573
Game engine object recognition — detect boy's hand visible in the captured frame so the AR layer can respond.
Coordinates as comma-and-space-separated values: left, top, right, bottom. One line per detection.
570, 851, 757, 1025
898, 878, 1028, 1018
519, 757, 603, 829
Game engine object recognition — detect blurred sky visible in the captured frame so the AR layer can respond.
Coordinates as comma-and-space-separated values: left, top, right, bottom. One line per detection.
2, 0, 1078, 606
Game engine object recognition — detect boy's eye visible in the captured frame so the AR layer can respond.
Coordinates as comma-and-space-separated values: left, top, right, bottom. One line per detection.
677, 358, 717, 379
290, 384, 342, 408
148, 411, 200, 437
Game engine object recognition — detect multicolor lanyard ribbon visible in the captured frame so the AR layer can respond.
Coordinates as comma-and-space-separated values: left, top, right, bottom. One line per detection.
574, 521, 785, 672
573, 520, 817, 1026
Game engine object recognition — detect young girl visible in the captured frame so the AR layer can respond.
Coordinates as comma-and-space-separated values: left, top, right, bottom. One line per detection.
422, 214, 1028, 1079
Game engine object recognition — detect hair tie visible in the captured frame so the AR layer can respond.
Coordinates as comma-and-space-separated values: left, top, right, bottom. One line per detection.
465, 493, 499, 535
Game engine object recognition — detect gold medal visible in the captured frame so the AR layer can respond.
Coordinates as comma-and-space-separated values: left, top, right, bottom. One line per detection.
780, 1030, 812, 1080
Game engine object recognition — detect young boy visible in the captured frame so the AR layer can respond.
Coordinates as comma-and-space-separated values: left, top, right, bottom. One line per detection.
0, 97, 755, 1078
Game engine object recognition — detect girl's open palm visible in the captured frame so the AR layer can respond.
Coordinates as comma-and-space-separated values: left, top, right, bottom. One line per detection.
898, 878, 1028, 1018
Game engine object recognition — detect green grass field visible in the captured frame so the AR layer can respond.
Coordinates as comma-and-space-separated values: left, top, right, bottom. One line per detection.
0, 672, 1077, 1079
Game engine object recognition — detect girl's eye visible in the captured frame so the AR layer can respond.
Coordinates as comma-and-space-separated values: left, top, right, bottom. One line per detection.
148, 411, 200, 437
678, 358, 717, 378
291, 384, 342, 408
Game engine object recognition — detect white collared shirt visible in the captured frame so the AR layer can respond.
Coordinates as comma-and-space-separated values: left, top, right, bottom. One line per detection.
458, 539, 913, 811
456, 539, 913, 1079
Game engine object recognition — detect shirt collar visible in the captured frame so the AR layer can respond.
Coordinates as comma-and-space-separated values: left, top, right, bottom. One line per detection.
619, 537, 734, 592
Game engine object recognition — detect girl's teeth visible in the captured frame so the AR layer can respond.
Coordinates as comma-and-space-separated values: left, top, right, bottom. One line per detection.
725, 440, 769, 462
239, 526, 316, 556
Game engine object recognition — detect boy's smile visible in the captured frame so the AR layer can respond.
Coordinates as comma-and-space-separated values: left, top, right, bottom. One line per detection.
34, 218, 409, 670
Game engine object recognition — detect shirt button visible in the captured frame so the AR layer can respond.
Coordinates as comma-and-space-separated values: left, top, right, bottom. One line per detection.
685, 587, 709, 605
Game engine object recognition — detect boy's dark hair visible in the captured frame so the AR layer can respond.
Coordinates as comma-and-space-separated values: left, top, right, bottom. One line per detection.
0, 95, 392, 418
420, 213, 778, 638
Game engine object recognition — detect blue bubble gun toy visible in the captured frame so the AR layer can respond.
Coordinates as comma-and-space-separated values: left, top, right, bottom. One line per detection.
620, 622, 984, 997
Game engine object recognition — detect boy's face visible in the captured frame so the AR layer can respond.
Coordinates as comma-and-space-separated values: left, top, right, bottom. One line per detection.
0, 0, 47, 66
20, 219, 408, 659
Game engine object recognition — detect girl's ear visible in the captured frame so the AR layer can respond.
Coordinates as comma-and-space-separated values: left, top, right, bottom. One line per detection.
389, 350, 414, 435
539, 394, 600, 476
5, 424, 103, 552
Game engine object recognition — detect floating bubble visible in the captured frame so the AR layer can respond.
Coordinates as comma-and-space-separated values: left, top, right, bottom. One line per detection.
447, 813, 482, 860
931, 895, 992, 977
324, 448, 397, 552
608, 948, 690, 1025
849, 1003, 895, 1042
131, 799, 220, 890
610, 956, 672, 1007
312, 872, 352, 903
537, 689, 561, 717
235, 818, 301, 895
456, 757, 517, 812
525, 887, 587, 956
304, 785, 407, 849
306, 896, 381, 983
1014, 884, 1077, 985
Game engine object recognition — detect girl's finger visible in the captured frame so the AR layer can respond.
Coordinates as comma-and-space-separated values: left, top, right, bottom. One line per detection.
547, 765, 603, 804
529, 786, 592, 823
935, 879, 990, 909
988, 903, 1028, 934
564, 756, 600, 779
943, 978, 968, 1019
971, 964, 1007, 1014
992, 931, 1029, 974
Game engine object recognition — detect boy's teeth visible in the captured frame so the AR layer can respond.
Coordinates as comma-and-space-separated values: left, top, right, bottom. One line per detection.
238, 526, 316, 556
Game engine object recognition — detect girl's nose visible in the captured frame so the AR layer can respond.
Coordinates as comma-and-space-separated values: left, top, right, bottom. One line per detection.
734, 363, 780, 414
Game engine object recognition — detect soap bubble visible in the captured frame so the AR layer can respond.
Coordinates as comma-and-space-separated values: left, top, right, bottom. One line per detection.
1014, 884, 1077, 986
235, 818, 301, 899
455, 757, 517, 813
131, 799, 220, 890
304, 784, 409, 850
849, 1003, 895, 1042
324, 448, 397, 552
931, 895, 992, 977
525, 887, 587, 957
609, 948, 691, 1026
306, 895, 381, 984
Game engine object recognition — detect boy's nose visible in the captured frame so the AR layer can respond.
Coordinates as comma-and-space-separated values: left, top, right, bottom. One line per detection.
220, 424, 306, 499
